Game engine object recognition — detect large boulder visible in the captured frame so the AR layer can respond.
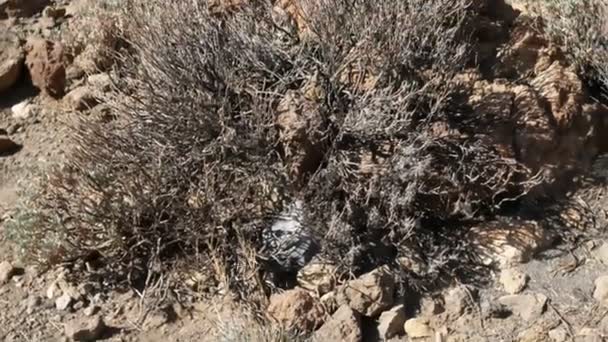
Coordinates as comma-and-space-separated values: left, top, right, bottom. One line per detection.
337, 266, 395, 317
313, 305, 362, 342
0, 34, 23, 93
24, 38, 66, 98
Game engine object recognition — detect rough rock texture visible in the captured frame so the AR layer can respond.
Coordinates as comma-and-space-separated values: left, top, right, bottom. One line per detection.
404, 318, 433, 338
24, 38, 66, 97
338, 266, 395, 317
499, 268, 528, 294
276, 90, 328, 182
64, 315, 106, 341
0, 34, 24, 93
498, 293, 547, 320
267, 288, 325, 332
377, 304, 406, 339
312, 305, 362, 342
0, 261, 17, 284
0, 0, 50, 18
593, 276, 608, 306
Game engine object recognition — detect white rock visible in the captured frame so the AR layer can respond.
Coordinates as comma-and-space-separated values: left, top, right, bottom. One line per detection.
64, 315, 106, 341
595, 243, 608, 265
404, 318, 433, 338
548, 327, 567, 342
377, 304, 406, 339
0, 261, 17, 284
55, 293, 73, 311
593, 276, 608, 306
499, 268, 528, 294
498, 293, 547, 320
11, 100, 34, 119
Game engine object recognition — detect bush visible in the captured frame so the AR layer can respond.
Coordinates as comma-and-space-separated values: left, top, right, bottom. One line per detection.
22, 0, 544, 297
536, 0, 608, 93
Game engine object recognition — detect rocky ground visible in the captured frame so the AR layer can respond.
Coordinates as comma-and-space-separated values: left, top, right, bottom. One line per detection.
1, 0, 608, 341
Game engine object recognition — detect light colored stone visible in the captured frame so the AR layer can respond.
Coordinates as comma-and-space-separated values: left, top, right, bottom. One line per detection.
267, 287, 325, 332
595, 243, 608, 265
444, 287, 472, 317
64, 315, 106, 341
404, 318, 433, 338
47, 280, 60, 299
83, 305, 99, 317
55, 293, 73, 311
87, 73, 111, 91
498, 293, 547, 320
11, 100, 34, 119
312, 305, 362, 342
593, 276, 608, 306
0, 261, 17, 284
0, 34, 23, 93
499, 268, 528, 294
548, 327, 568, 342
377, 304, 406, 339
297, 262, 337, 295
338, 266, 395, 317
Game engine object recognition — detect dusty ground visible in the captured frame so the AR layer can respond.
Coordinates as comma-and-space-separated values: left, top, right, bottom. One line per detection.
1, 0, 608, 341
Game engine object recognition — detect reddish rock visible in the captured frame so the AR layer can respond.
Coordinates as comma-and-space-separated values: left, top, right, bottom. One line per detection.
267, 287, 325, 332
24, 38, 66, 97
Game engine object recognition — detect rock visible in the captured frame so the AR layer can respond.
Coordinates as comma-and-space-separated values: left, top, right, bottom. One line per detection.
338, 266, 395, 317
498, 293, 547, 320
313, 305, 362, 342
404, 318, 433, 338
26, 295, 41, 314
267, 288, 325, 332
0, 0, 50, 18
87, 73, 111, 92
0, 34, 23, 93
548, 327, 568, 342
577, 328, 603, 342
297, 262, 337, 295
83, 305, 99, 317
42, 6, 66, 19
469, 220, 556, 267
595, 243, 608, 265
64, 86, 99, 110
55, 293, 73, 311
47, 280, 60, 299
593, 276, 608, 306
377, 304, 406, 339
64, 315, 106, 341
444, 286, 474, 317
11, 100, 34, 119
499, 268, 528, 294
0, 261, 17, 284
24, 38, 66, 97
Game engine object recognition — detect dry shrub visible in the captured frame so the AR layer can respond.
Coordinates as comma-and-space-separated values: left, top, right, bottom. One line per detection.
22, 0, 544, 297
535, 0, 608, 93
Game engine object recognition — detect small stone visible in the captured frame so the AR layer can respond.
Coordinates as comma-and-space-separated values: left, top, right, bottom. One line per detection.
73, 300, 84, 311
26, 296, 41, 314
338, 266, 395, 317
0, 261, 17, 284
55, 293, 73, 311
377, 304, 406, 339
42, 6, 66, 19
499, 268, 528, 294
498, 293, 547, 320
64, 315, 106, 341
267, 287, 325, 332
404, 318, 433, 338
444, 286, 474, 317
11, 100, 34, 119
593, 276, 608, 306
83, 305, 99, 317
548, 327, 568, 342
47, 281, 60, 299
595, 243, 608, 265
313, 305, 362, 342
